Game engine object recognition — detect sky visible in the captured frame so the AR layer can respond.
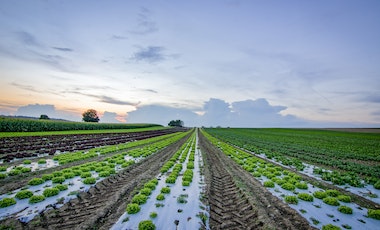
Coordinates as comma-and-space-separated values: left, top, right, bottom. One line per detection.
0, 0, 379, 127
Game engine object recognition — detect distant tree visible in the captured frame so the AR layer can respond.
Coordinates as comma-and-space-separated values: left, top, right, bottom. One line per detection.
82, 109, 100, 122
168, 119, 184, 127
39, 114, 50, 120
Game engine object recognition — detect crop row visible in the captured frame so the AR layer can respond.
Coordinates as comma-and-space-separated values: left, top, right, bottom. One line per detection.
201, 130, 380, 229
0, 117, 161, 132
117, 132, 205, 229
0, 131, 189, 219
205, 128, 380, 187
0, 132, 184, 181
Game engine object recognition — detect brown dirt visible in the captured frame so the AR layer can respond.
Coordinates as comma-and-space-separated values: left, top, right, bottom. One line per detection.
199, 130, 316, 230
0, 132, 183, 195
0, 133, 190, 230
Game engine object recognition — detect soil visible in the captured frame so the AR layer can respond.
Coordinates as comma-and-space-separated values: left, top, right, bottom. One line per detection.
0, 128, 185, 162
0, 130, 185, 195
198, 130, 316, 230
0, 133, 190, 230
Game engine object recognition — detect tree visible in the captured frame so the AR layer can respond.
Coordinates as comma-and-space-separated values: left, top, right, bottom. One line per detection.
168, 119, 184, 127
82, 109, 100, 122
39, 114, 50, 120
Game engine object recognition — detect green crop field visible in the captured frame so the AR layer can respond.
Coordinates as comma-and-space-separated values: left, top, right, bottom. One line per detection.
204, 128, 380, 180
0, 117, 162, 134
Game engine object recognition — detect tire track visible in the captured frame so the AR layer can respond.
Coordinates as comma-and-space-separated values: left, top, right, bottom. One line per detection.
199, 131, 315, 230
1, 133, 190, 230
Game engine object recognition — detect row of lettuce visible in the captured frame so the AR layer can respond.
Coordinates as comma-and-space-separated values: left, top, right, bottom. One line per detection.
0, 131, 189, 210
201, 130, 380, 229
204, 128, 380, 189
126, 134, 196, 219
0, 132, 184, 181
120, 132, 200, 229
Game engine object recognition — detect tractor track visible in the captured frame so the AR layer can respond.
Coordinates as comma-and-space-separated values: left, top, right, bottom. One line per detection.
1, 133, 191, 230
199, 130, 315, 230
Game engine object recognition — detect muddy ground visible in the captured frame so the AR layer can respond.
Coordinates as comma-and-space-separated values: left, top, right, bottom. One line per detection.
198, 130, 316, 230
2, 129, 321, 229
0, 133, 190, 230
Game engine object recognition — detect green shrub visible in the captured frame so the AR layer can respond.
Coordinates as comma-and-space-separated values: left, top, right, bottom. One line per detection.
52, 171, 63, 177
165, 176, 176, 184
313, 190, 328, 199
54, 184, 68, 191
42, 174, 54, 181
29, 195, 45, 204
323, 197, 339, 206
83, 177, 96, 184
0, 166, 7, 171
264, 180, 275, 188
281, 183, 295, 191
80, 172, 92, 178
138, 220, 156, 230
8, 169, 21, 176
252, 172, 261, 177
127, 203, 140, 214
368, 209, 380, 220
63, 172, 75, 179
23, 160, 32, 164
98, 171, 110, 177
140, 188, 152, 196
156, 193, 165, 201
52, 176, 66, 184
21, 167, 31, 173
149, 212, 158, 218
144, 182, 156, 190
322, 224, 341, 230
28, 178, 44, 186
149, 178, 158, 185
15, 190, 34, 199
132, 194, 148, 205
161, 187, 171, 194
284, 195, 298, 204
374, 180, 380, 189
337, 195, 351, 203
338, 206, 353, 214
326, 189, 340, 197
0, 197, 16, 208
0, 173, 6, 179
295, 182, 308, 190
298, 193, 314, 202
38, 159, 47, 164
43, 188, 60, 197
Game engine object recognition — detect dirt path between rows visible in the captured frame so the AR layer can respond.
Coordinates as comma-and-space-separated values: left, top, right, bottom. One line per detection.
199, 130, 316, 230
0, 132, 184, 195
0, 133, 190, 230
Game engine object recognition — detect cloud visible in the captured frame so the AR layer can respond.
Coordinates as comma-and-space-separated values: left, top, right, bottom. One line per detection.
66, 90, 140, 107
131, 46, 165, 63
14, 104, 81, 121
111, 35, 128, 40
14, 31, 41, 47
100, 111, 122, 123
362, 93, 380, 103
125, 98, 311, 127
11, 82, 41, 93
52, 47, 74, 52
98, 96, 140, 106
129, 7, 158, 35
126, 104, 199, 126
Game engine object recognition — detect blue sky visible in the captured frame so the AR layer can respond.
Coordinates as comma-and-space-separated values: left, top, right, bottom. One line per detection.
0, 0, 379, 127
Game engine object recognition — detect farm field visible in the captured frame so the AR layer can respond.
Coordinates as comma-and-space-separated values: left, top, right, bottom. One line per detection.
1, 127, 380, 229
